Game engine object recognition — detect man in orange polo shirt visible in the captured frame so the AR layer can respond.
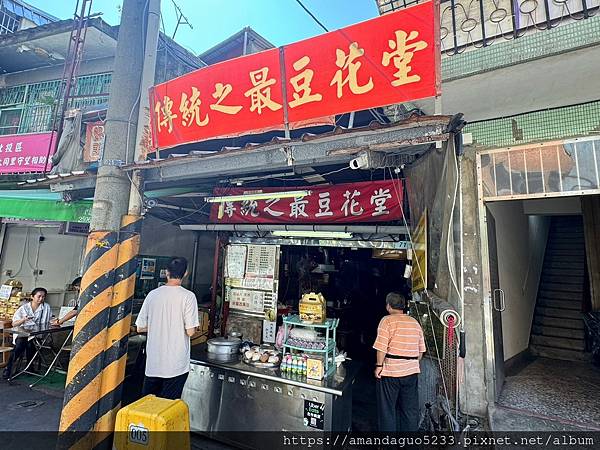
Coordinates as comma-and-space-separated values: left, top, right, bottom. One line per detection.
373, 292, 426, 432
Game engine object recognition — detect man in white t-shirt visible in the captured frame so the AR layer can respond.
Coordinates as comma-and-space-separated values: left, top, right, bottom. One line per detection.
135, 257, 199, 399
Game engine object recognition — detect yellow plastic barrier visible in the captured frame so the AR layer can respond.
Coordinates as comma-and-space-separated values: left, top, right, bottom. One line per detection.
114, 395, 190, 450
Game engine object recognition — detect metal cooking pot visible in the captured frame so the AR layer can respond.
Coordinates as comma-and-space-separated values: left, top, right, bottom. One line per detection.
207, 337, 241, 355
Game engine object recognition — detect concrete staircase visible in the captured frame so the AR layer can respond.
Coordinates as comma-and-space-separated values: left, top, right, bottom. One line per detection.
530, 216, 587, 361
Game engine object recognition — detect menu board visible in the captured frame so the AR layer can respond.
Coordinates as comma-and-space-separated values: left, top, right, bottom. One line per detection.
225, 277, 274, 291
227, 288, 265, 314
224, 244, 279, 316
245, 245, 277, 278
225, 244, 247, 279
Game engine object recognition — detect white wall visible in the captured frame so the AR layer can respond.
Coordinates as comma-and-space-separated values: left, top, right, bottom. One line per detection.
0, 219, 217, 309
488, 201, 550, 360
0, 224, 85, 309
406, 42, 600, 122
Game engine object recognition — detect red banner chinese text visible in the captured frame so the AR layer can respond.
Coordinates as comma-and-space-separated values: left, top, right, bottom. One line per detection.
151, 1, 439, 149
209, 180, 404, 224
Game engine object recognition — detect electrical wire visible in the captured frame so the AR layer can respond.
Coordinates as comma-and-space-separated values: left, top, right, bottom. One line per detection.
294, 0, 329, 32
12, 227, 29, 278
25, 227, 38, 271
162, 36, 201, 70
33, 227, 42, 286
160, 13, 168, 80
391, 162, 467, 430
290, 0, 388, 127
156, 200, 208, 227
126, 169, 145, 211
445, 140, 463, 324
154, 182, 236, 228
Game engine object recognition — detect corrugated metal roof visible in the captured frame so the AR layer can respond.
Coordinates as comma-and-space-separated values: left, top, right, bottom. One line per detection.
126, 115, 452, 170
23, 114, 452, 188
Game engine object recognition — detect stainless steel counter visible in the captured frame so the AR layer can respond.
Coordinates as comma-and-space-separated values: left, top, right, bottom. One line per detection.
183, 344, 359, 443
189, 345, 356, 395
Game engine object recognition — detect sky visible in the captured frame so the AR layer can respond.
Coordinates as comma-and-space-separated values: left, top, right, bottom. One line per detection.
25, 0, 380, 55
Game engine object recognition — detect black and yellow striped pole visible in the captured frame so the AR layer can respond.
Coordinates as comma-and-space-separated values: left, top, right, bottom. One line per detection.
57, 0, 158, 446
59, 215, 142, 449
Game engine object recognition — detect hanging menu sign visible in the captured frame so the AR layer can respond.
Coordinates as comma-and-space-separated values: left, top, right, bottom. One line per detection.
224, 244, 280, 315
225, 244, 247, 279
225, 277, 274, 291
245, 245, 277, 278
227, 288, 265, 313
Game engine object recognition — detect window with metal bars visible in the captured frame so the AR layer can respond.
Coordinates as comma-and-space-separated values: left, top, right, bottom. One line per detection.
0, 9, 18, 34
479, 136, 600, 201
0, 72, 112, 135
375, 0, 599, 55
0, 0, 54, 28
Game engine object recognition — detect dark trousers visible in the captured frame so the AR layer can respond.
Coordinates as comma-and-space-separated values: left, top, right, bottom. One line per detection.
142, 372, 189, 400
376, 374, 419, 432
3, 337, 35, 379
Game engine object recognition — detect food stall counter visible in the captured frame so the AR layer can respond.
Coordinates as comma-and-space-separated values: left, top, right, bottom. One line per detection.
183, 344, 359, 444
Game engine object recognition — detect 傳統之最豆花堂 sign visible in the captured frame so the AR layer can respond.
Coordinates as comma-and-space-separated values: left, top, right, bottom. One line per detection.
209, 180, 404, 224
150, 1, 439, 149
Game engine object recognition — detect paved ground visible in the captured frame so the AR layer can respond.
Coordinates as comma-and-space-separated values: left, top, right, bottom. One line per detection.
491, 406, 596, 431
0, 354, 496, 444
350, 365, 378, 431
0, 372, 234, 449
495, 357, 600, 431
0, 375, 64, 431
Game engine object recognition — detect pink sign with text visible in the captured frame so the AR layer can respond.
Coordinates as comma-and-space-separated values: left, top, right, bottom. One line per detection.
0, 132, 56, 174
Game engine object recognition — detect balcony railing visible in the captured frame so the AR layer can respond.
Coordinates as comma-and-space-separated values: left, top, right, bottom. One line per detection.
0, 73, 111, 136
0, 9, 18, 34
376, 0, 599, 55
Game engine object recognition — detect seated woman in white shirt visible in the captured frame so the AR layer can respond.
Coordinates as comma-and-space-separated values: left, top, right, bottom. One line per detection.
3, 287, 52, 380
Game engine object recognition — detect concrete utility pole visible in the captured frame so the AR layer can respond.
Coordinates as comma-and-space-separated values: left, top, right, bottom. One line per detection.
90, 0, 144, 230
129, 0, 161, 216
59, 0, 160, 446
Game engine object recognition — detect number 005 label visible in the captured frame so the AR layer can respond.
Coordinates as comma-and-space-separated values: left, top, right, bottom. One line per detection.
128, 424, 149, 445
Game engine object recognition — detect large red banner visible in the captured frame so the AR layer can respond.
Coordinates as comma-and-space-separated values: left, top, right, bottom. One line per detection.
151, 1, 439, 149
209, 180, 404, 224
0, 132, 56, 174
